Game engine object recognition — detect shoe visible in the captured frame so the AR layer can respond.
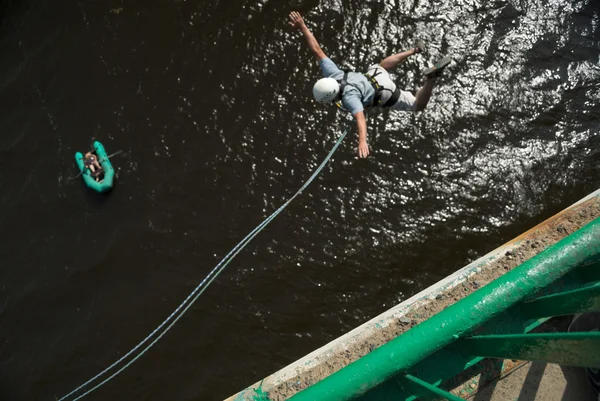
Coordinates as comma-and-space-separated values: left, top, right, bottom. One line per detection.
414, 40, 426, 55
423, 56, 452, 79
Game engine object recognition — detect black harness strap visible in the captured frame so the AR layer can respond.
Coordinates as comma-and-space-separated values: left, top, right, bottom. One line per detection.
383, 88, 401, 107
336, 70, 365, 110
337, 71, 348, 101
337, 71, 365, 99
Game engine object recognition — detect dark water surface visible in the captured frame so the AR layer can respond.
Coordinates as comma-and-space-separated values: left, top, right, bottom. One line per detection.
1, 0, 599, 399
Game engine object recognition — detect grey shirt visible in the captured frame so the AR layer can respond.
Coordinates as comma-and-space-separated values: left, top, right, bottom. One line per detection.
319, 58, 375, 115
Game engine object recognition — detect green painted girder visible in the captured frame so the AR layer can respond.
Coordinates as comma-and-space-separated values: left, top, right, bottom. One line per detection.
525, 260, 600, 300
518, 281, 600, 318
287, 218, 600, 401
459, 332, 600, 368
397, 374, 466, 401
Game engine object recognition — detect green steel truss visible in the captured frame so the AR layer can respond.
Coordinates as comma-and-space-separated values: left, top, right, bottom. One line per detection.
276, 217, 600, 401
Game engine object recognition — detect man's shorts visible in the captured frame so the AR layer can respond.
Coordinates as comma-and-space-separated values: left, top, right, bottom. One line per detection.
365, 64, 416, 111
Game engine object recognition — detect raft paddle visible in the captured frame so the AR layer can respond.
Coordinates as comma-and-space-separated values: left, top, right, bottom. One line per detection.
100, 150, 123, 162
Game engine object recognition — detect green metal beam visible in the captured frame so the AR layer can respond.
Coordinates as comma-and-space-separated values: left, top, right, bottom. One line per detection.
459, 332, 600, 368
287, 218, 600, 401
518, 282, 600, 318
398, 374, 466, 401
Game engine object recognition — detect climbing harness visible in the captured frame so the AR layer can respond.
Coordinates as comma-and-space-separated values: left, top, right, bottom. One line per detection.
335, 69, 400, 110
57, 124, 352, 401
365, 68, 400, 108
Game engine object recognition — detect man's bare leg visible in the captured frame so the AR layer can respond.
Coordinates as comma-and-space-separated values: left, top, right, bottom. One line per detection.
379, 48, 419, 70
414, 78, 437, 111
414, 56, 452, 111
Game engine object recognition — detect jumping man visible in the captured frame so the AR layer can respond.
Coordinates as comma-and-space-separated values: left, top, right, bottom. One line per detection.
288, 11, 451, 158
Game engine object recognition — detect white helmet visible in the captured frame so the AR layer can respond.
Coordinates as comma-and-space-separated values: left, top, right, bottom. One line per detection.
312, 78, 340, 103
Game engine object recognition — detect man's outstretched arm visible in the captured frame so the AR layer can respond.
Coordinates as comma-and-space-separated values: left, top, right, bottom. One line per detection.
289, 11, 327, 60
355, 111, 369, 158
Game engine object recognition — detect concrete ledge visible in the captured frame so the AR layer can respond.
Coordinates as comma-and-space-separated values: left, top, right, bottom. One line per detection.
465, 361, 595, 401
447, 315, 598, 401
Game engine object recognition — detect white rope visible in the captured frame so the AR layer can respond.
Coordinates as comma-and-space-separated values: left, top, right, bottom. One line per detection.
58, 124, 351, 400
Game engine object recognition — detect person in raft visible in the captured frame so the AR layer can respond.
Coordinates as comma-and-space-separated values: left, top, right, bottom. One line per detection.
288, 11, 451, 158
84, 152, 103, 181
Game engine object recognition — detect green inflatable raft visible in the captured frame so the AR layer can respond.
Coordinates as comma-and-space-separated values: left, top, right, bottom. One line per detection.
75, 141, 115, 193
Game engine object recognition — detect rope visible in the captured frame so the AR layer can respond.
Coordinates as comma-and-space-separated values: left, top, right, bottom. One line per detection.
58, 123, 351, 400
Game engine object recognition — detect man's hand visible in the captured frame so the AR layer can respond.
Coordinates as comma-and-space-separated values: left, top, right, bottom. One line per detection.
288, 11, 306, 30
358, 140, 370, 158
288, 11, 327, 60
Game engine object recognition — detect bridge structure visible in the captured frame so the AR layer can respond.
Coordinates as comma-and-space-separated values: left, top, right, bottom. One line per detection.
227, 189, 600, 401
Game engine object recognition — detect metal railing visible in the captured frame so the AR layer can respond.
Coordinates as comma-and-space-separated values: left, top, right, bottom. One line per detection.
282, 217, 600, 401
